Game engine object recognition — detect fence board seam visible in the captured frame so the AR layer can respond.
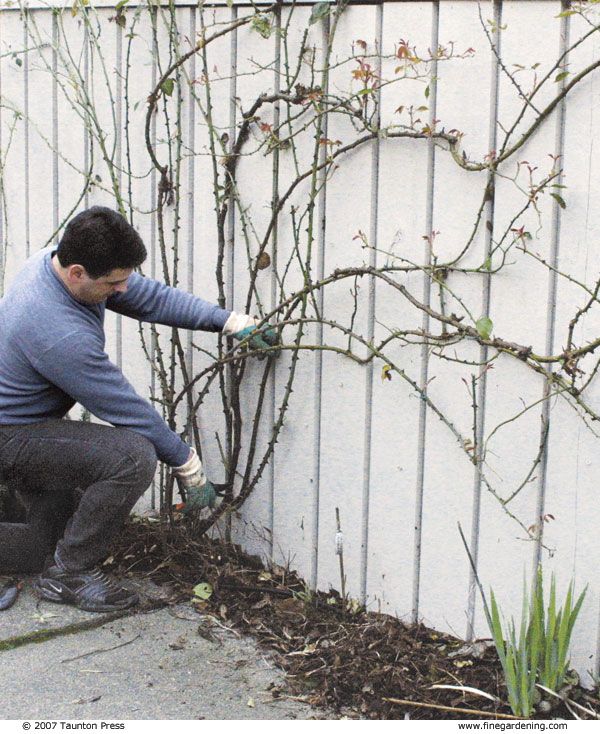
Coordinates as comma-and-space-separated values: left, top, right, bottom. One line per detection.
150, 4, 158, 509
186, 6, 196, 440
310, 11, 330, 592
0, 11, 4, 297
116, 19, 123, 369
466, 0, 502, 643
412, 0, 439, 625
225, 4, 238, 543
360, 0, 383, 607
532, 7, 570, 575
267, 3, 282, 561
83, 16, 89, 212
52, 13, 58, 243
23, 13, 30, 258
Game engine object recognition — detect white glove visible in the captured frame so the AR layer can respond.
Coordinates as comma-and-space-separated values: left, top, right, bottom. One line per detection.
222, 312, 257, 335
172, 447, 206, 488
222, 312, 280, 357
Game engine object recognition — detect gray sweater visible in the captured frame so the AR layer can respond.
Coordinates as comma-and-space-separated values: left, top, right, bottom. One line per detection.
0, 247, 231, 466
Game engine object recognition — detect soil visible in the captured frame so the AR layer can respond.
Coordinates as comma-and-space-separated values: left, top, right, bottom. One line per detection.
107, 517, 600, 720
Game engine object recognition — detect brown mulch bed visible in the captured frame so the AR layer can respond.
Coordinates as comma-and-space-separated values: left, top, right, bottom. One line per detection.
106, 517, 599, 720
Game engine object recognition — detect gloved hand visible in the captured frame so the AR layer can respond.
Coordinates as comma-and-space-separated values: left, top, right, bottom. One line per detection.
172, 448, 216, 512
222, 312, 280, 356
176, 482, 217, 513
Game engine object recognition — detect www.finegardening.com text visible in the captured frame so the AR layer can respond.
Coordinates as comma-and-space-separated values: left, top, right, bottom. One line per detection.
458, 723, 568, 731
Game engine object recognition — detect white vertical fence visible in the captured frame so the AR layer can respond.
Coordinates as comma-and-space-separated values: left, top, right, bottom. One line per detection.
1, 0, 600, 685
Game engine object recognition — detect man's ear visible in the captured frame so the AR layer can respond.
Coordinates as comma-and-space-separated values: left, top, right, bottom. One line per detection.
67, 264, 86, 281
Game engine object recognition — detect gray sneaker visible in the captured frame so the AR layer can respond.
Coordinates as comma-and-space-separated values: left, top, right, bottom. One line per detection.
0, 579, 20, 611
34, 564, 139, 613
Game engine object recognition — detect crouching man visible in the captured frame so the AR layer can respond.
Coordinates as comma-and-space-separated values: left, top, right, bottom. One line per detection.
0, 206, 277, 612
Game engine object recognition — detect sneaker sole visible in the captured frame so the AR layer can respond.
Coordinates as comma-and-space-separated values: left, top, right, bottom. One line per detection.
0, 580, 19, 611
33, 578, 139, 614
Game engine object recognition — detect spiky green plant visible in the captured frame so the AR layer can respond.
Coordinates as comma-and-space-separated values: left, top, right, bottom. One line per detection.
486, 566, 587, 717
488, 578, 540, 717
530, 566, 587, 694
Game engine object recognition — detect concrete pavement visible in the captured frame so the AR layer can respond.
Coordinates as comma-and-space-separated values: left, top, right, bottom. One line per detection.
0, 576, 329, 720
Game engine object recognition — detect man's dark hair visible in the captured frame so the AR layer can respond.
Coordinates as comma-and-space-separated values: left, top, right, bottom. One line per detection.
56, 206, 147, 278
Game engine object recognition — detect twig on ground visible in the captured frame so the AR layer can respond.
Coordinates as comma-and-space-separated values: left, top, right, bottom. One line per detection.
60, 634, 141, 663
382, 697, 520, 719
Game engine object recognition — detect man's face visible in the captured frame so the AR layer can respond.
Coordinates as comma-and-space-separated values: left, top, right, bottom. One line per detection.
70, 266, 133, 305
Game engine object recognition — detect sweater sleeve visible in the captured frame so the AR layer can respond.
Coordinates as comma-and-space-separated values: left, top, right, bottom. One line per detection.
28, 331, 190, 466
106, 273, 231, 332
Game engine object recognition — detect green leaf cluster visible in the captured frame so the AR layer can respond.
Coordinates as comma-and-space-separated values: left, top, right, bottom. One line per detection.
251, 14, 273, 39
486, 566, 586, 718
310, 2, 331, 25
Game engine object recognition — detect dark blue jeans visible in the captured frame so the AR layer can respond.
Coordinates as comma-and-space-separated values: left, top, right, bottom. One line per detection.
0, 419, 157, 573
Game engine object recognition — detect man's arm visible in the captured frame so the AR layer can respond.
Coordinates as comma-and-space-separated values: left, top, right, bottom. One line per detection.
107, 275, 281, 359
106, 273, 231, 332
28, 331, 190, 466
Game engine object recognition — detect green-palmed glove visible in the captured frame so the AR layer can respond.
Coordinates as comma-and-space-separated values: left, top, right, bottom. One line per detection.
180, 481, 217, 512
222, 312, 280, 356
172, 448, 216, 512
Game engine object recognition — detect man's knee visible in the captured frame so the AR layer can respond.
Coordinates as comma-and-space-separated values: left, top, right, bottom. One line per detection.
120, 431, 157, 488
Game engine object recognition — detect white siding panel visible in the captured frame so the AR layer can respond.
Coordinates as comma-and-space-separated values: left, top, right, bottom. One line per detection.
367, 0, 434, 620
418, 0, 494, 637
225, 9, 279, 556
189, 5, 238, 495
270, 4, 325, 579
316, 4, 378, 599
475, 0, 563, 638
541, 12, 600, 687
55, 13, 88, 245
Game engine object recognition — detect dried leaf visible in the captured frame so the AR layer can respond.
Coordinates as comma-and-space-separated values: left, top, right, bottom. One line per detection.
193, 582, 213, 600
252, 597, 272, 610
169, 635, 187, 650
288, 642, 318, 656
256, 252, 271, 270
